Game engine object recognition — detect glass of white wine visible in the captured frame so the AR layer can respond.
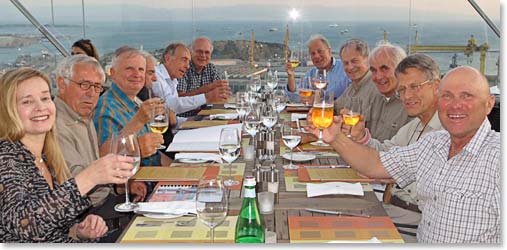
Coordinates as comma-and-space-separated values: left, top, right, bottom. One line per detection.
149, 84, 169, 149
111, 132, 141, 212
289, 49, 301, 68
313, 69, 328, 90
196, 176, 228, 243
311, 90, 334, 147
219, 128, 241, 187
342, 97, 362, 138
282, 121, 302, 170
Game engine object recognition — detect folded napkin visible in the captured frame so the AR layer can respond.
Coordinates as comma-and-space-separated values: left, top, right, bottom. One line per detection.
175, 153, 223, 163
224, 103, 237, 109
210, 113, 239, 120
306, 182, 364, 197
135, 201, 197, 215
327, 237, 381, 243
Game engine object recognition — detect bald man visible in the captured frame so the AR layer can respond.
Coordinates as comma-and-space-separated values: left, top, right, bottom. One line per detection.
307, 66, 499, 243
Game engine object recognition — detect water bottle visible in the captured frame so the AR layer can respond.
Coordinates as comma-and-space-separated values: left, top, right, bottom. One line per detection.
235, 176, 265, 243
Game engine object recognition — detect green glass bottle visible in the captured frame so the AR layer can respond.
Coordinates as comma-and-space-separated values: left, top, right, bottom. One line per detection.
235, 176, 265, 243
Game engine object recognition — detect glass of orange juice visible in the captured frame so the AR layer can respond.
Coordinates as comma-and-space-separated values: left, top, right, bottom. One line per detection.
342, 97, 362, 137
311, 90, 334, 147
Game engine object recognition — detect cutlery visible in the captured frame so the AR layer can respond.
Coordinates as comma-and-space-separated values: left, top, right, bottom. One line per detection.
305, 208, 370, 218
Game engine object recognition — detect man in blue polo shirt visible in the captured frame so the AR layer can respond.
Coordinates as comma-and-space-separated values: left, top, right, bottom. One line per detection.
93, 46, 172, 167
285, 34, 350, 101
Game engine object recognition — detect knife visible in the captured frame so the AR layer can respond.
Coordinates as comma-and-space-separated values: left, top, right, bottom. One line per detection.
305, 208, 370, 218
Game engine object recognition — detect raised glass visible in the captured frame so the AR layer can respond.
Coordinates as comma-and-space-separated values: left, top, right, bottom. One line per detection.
311, 90, 334, 147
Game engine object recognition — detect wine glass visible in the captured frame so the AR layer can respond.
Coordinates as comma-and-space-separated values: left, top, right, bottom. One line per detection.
248, 75, 262, 93
298, 77, 314, 107
342, 97, 362, 138
111, 132, 141, 212
148, 85, 169, 149
235, 92, 249, 122
281, 121, 301, 170
260, 103, 278, 132
273, 90, 288, 114
266, 68, 278, 90
289, 49, 300, 68
311, 90, 335, 147
196, 176, 228, 243
219, 128, 241, 186
313, 69, 328, 90
148, 108, 168, 149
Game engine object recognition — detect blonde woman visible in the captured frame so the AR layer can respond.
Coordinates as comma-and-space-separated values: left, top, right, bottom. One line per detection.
0, 68, 134, 242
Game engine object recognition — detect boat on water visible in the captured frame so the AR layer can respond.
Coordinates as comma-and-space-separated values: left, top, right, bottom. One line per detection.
328, 23, 339, 28
269, 28, 278, 32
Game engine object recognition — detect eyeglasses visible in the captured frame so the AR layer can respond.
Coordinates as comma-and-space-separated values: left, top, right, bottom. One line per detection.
397, 79, 433, 96
65, 77, 104, 93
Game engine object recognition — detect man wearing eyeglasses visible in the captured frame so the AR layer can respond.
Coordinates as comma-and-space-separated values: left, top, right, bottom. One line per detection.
177, 37, 231, 118
344, 53, 444, 242
54, 54, 147, 242
308, 65, 500, 243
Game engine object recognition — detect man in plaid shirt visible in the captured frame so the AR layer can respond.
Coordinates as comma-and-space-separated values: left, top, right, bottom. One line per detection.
308, 66, 500, 243
177, 37, 231, 117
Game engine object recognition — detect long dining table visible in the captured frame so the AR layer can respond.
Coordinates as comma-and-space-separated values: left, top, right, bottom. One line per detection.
116, 107, 404, 244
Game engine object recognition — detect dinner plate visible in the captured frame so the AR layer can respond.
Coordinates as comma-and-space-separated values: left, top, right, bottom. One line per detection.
286, 103, 305, 107
136, 212, 185, 219
177, 158, 209, 164
282, 152, 316, 162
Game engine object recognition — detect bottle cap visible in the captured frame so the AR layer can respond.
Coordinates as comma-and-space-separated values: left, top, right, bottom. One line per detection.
244, 176, 256, 186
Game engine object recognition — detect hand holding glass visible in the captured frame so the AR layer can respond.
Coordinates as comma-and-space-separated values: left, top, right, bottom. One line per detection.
342, 97, 362, 138
111, 133, 141, 212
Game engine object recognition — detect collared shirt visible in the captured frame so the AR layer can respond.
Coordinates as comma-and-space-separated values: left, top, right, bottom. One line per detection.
55, 97, 111, 206
285, 57, 351, 101
333, 71, 380, 129
367, 111, 443, 204
153, 64, 207, 115
93, 82, 161, 166
381, 119, 500, 243
367, 94, 412, 142
0, 140, 92, 242
177, 61, 222, 117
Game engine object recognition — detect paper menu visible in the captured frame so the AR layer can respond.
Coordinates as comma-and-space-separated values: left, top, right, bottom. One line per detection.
306, 182, 364, 197
132, 166, 208, 181
167, 123, 243, 152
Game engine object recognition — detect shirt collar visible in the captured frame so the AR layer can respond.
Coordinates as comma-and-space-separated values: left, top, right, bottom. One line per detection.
462, 118, 493, 156
427, 111, 443, 131
156, 63, 172, 80
54, 96, 91, 124
111, 82, 139, 110
351, 71, 372, 92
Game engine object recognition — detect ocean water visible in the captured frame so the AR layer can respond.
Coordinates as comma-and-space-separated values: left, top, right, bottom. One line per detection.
0, 20, 500, 75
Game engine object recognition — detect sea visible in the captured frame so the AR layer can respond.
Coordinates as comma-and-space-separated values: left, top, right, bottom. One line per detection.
0, 20, 500, 76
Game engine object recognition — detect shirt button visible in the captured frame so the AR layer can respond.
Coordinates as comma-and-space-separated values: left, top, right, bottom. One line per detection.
434, 196, 437, 201
427, 221, 430, 226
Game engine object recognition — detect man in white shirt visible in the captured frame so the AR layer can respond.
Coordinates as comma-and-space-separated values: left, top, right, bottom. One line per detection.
152, 42, 229, 124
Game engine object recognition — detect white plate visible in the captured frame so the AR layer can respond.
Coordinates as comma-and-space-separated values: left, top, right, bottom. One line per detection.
137, 212, 185, 219
177, 158, 208, 164
286, 103, 305, 107
282, 152, 316, 162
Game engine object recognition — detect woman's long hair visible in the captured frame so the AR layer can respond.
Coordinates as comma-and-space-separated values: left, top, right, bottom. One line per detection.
0, 67, 70, 184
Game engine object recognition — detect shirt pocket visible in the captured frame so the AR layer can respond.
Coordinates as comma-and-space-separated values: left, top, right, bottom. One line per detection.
439, 188, 494, 239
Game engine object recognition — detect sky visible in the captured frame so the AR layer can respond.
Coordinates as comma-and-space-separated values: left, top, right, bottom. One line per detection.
0, 0, 500, 23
